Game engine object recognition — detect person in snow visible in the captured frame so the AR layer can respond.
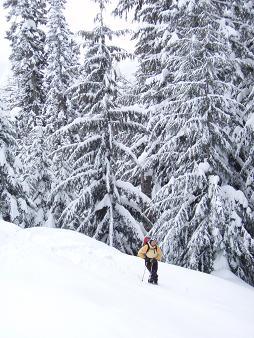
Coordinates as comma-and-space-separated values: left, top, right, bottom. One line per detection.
137, 238, 163, 284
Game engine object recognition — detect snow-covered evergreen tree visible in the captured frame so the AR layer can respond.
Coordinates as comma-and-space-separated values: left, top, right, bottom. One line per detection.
50, 0, 150, 253
0, 97, 35, 227
114, 0, 171, 221
43, 0, 80, 226
24, 120, 54, 226
4, 0, 55, 227
145, 0, 254, 285
114, 0, 169, 114
44, 0, 79, 131
230, 1, 254, 217
116, 0, 254, 284
114, 79, 146, 183
4, 0, 47, 137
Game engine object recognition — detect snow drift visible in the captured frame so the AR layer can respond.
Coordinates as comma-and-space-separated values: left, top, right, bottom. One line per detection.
0, 221, 253, 338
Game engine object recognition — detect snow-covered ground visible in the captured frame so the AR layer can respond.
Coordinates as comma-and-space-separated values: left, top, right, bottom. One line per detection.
0, 221, 253, 338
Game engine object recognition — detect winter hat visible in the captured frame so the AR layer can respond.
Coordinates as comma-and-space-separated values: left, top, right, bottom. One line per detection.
143, 236, 151, 245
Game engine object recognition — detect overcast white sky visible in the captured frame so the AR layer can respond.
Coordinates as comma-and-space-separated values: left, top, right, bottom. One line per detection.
0, 0, 137, 85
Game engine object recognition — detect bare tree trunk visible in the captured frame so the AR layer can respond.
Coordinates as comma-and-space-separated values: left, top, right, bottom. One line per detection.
141, 170, 152, 198
141, 170, 154, 230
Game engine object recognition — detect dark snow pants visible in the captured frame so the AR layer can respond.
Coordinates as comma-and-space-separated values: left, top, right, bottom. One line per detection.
145, 258, 158, 282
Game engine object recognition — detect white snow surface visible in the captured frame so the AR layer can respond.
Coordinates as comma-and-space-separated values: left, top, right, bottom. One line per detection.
0, 221, 253, 338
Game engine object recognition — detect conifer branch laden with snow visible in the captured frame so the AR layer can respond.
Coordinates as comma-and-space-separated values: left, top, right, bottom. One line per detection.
4, 0, 47, 137
50, 0, 149, 254
4, 0, 53, 227
150, 0, 254, 285
44, 0, 80, 226
116, 0, 254, 285
0, 98, 36, 227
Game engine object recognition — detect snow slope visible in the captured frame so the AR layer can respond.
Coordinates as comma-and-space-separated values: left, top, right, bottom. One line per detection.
0, 221, 253, 338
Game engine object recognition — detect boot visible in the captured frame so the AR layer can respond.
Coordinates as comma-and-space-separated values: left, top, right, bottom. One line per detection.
148, 277, 153, 283
150, 272, 158, 284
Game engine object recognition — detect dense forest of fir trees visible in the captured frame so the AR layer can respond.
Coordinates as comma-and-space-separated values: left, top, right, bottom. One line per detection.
0, 0, 254, 285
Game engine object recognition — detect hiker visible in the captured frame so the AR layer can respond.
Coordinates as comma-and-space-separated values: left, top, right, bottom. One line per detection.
137, 238, 163, 284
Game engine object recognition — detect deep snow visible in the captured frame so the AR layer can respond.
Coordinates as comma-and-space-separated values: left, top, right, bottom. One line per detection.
0, 221, 253, 338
